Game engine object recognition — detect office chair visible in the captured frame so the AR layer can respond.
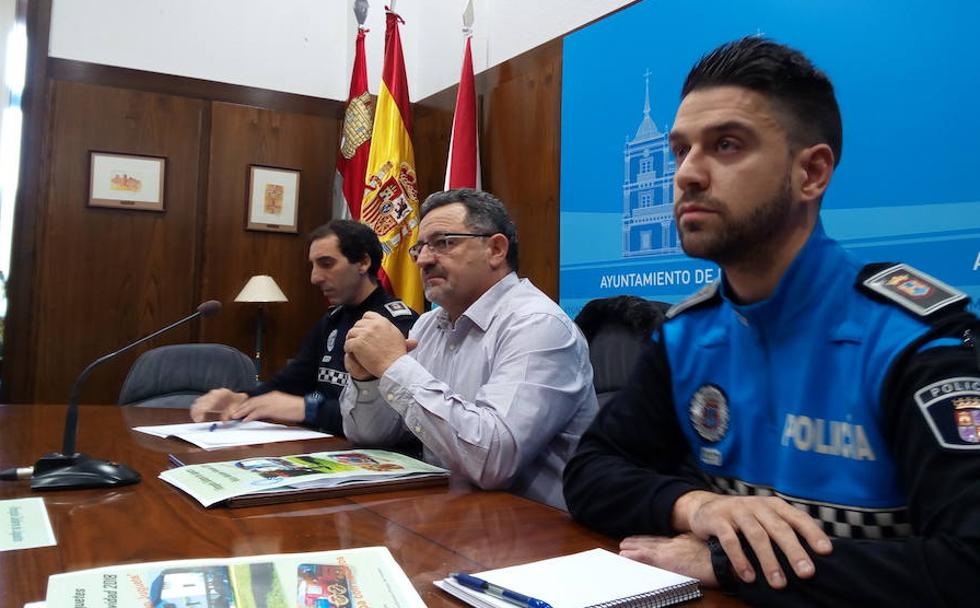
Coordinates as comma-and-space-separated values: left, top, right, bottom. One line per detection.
574, 296, 669, 408
118, 343, 257, 408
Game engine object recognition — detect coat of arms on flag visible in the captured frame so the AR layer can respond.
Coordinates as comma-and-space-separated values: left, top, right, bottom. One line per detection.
340, 92, 373, 161
359, 8, 424, 312
362, 161, 419, 245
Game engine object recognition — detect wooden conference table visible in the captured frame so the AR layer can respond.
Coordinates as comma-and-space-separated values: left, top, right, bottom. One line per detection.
0, 405, 745, 607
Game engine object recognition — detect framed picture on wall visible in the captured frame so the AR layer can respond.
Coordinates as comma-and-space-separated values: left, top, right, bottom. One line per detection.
246, 165, 300, 233
88, 151, 166, 211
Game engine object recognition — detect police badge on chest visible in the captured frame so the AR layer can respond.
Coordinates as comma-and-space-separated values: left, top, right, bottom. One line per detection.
690, 384, 729, 466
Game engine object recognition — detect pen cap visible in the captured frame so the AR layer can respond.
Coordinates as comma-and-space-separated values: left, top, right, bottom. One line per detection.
451, 573, 485, 587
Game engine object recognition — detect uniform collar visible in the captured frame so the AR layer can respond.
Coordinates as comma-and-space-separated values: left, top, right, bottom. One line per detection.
346, 285, 388, 316
722, 222, 848, 328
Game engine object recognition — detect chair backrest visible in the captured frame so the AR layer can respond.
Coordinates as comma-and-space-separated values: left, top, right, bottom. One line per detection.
574, 296, 668, 408
118, 343, 257, 408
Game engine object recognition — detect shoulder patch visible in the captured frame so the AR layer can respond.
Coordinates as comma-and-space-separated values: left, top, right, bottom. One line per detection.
666, 282, 721, 319
384, 300, 413, 318
859, 263, 967, 317
914, 377, 980, 450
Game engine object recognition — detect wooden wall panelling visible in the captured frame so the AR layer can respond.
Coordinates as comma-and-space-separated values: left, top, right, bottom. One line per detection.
479, 40, 562, 300
31, 80, 206, 404
7, 31, 559, 401
413, 91, 453, 201
413, 40, 563, 300
199, 102, 341, 380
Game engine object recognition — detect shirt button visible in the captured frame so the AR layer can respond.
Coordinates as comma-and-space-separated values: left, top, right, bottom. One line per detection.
448, 343, 456, 351
386, 393, 395, 400
414, 425, 422, 433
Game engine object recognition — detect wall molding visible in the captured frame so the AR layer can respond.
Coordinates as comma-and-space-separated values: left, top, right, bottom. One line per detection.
48, 58, 344, 118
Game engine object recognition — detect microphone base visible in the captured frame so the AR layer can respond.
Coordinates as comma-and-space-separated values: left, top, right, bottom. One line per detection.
30, 453, 141, 491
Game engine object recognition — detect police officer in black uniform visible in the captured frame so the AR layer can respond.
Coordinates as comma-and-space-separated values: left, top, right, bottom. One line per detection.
191, 220, 418, 436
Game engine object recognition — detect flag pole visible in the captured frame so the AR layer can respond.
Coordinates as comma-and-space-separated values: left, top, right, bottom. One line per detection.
445, 0, 480, 190
333, 0, 374, 222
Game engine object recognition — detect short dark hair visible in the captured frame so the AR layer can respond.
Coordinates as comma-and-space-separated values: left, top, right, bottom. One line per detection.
682, 36, 843, 166
419, 188, 519, 271
308, 219, 382, 279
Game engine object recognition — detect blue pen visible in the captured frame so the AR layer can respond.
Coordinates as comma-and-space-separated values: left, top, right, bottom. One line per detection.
451, 572, 553, 608
208, 420, 241, 432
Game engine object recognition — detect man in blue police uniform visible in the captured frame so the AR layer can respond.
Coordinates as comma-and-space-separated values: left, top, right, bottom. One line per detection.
191, 220, 418, 436
564, 37, 980, 606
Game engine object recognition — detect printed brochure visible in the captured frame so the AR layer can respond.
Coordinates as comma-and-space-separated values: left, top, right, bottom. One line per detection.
161, 448, 449, 507
45, 545, 425, 608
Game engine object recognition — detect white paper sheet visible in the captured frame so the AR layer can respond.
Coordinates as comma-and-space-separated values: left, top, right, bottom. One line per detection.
0, 497, 57, 552
133, 420, 330, 449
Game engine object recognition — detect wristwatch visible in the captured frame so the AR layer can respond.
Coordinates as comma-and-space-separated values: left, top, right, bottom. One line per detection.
707, 536, 738, 594
303, 391, 326, 425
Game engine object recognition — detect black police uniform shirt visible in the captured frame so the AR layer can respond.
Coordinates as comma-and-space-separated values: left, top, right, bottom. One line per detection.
564, 223, 980, 607
246, 286, 418, 436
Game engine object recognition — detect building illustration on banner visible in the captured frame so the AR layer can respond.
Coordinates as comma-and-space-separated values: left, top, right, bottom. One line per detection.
559, 1, 980, 320
623, 71, 680, 258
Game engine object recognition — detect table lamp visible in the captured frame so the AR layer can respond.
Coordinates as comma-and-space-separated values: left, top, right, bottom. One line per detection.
234, 275, 288, 378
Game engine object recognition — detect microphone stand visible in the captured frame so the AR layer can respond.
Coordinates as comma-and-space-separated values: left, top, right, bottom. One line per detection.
29, 302, 220, 490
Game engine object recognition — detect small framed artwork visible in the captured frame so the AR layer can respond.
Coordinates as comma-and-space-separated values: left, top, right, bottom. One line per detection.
88, 151, 166, 211
246, 165, 300, 233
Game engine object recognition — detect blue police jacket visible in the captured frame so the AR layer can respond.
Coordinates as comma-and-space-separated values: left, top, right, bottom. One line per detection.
662, 222, 958, 526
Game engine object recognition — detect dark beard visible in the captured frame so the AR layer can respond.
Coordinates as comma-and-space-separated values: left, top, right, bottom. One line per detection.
676, 175, 793, 267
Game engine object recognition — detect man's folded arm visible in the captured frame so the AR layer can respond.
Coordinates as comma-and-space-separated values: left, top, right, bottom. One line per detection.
341, 377, 414, 445
354, 312, 590, 490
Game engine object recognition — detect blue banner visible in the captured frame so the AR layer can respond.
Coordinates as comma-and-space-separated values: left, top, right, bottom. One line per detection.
560, 0, 980, 320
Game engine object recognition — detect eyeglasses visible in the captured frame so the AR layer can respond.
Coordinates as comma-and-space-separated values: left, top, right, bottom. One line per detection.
408, 232, 495, 261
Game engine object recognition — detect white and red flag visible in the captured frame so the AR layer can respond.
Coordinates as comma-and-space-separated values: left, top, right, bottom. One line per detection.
444, 0, 480, 189
333, 6, 372, 220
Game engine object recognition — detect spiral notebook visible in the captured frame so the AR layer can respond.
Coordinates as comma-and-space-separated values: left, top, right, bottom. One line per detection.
435, 548, 701, 608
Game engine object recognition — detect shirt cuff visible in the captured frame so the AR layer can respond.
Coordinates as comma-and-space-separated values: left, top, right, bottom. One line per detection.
350, 377, 382, 402
378, 354, 424, 415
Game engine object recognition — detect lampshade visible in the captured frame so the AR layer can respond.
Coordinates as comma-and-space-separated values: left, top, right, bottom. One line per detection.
234, 275, 288, 303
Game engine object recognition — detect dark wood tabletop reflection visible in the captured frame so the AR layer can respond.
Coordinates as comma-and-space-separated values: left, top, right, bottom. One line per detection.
0, 404, 745, 607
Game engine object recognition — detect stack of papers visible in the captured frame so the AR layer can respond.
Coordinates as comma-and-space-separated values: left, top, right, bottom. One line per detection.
133, 420, 329, 449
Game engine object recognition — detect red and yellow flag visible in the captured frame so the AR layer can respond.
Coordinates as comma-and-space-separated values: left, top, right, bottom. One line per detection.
361, 9, 423, 312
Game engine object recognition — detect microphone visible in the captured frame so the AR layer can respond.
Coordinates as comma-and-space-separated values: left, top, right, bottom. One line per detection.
24, 300, 222, 490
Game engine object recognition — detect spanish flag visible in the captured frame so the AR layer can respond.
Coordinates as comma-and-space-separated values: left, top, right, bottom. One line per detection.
361, 8, 424, 313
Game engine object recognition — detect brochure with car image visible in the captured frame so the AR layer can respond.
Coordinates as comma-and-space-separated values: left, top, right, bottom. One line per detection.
161, 448, 450, 507
43, 546, 426, 608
